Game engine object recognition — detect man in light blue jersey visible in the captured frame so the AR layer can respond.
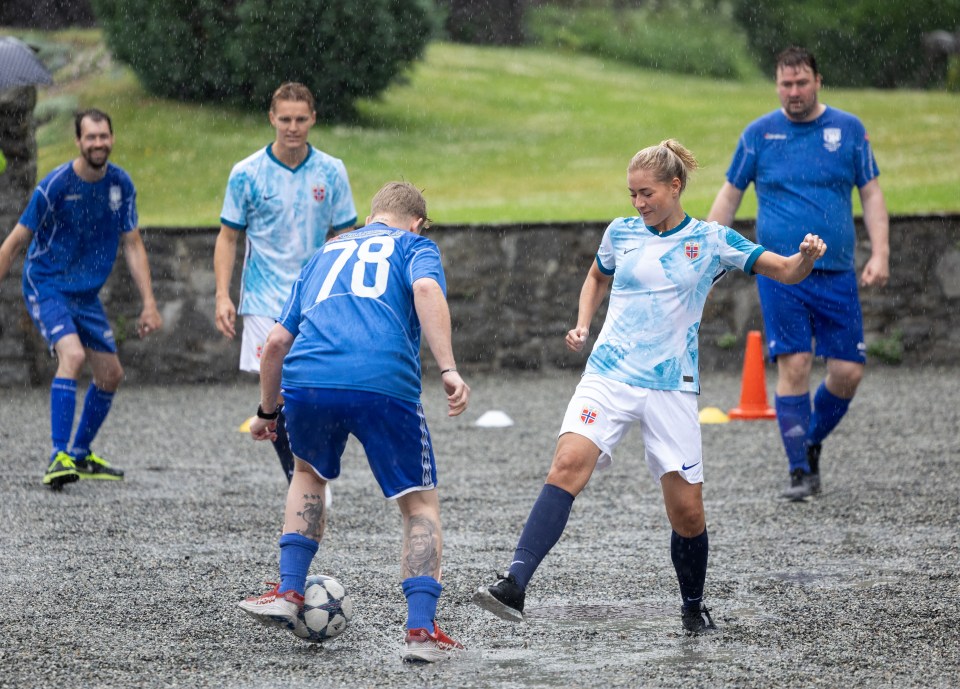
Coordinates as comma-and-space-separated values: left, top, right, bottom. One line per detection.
708, 46, 890, 502
0, 109, 163, 489
236, 182, 470, 662
214, 82, 358, 483
474, 140, 826, 636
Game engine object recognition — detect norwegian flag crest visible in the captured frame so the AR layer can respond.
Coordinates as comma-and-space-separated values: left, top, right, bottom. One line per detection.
684, 241, 700, 260
580, 406, 598, 425
313, 185, 326, 202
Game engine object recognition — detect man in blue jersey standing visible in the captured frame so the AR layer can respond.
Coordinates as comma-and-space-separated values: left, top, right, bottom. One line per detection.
236, 182, 471, 662
214, 82, 357, 485
708, 46, 890, 501
0, 108, 163, 490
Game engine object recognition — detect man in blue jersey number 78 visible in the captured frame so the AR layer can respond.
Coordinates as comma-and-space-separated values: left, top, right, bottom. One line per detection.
708, 46, 890, 502
0, 109, 163, 489
237, 182, 471, 663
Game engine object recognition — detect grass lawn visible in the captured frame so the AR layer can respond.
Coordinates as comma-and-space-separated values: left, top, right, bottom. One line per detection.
18, 31, 960, 226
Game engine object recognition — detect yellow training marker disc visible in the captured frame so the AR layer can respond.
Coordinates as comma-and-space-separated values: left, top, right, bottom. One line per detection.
698, 407, 730, 425
238, 416, 256, 433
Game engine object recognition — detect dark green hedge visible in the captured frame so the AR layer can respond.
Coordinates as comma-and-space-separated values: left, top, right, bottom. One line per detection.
91, 0, 435, 118
734, 0, 960, 88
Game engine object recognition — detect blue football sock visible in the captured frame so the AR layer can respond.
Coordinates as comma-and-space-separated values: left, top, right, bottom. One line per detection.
671, 529, 709, 609
808, 382, 852, 446
508, 483, 575, 589
50, 378, 77, 458
775, 394, 812, 473
272, 407, 296, 483
402, 576, 442, 632
70, 384, 115, 457
278, 532, 319, 595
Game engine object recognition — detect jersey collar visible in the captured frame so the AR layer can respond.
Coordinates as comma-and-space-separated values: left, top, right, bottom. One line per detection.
266, 142, 314, 173
644, 214, 692, 238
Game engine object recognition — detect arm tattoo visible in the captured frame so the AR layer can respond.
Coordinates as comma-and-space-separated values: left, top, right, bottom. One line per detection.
296, 493, 326, 540
402, 514, 440, 579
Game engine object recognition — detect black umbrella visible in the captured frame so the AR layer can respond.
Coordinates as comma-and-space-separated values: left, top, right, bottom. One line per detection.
0, 36, 53, 91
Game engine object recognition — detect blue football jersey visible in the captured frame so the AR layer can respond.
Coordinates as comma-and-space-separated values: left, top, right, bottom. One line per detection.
586, 215, 764, 393
220, 144, 358, 318
19, 162, 137, 297
277, 223, 446, 403
726, 106, 879, 272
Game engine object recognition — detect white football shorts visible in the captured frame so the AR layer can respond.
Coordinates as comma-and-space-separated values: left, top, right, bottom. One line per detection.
558, 373, 703, 485
239, 314, 275, 373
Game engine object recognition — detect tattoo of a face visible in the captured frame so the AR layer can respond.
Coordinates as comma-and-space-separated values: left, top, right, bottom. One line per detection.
403, 515, 439, 578
296, 493, 326, 540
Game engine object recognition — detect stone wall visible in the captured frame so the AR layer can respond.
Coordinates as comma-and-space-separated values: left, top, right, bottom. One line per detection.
0, 215, 957, 387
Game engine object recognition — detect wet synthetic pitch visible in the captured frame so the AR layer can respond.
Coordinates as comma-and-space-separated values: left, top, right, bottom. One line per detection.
1, 367, 957, 688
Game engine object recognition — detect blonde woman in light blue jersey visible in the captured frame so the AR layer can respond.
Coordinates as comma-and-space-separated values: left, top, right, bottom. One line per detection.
474, 139, 826, 636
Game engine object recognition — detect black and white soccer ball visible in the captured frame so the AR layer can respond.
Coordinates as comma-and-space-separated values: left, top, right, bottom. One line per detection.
291, 574, 353, 643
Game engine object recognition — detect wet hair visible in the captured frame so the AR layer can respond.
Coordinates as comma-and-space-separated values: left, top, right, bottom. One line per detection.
627, 139, 699, 193
775, 46, 819, 77
370, 182, 429, 228
270, 82, 316, 113
74, 108, 113, 138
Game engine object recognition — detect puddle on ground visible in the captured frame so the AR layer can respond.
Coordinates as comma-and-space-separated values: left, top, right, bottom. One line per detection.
525, 602, 668, 622
766, 569, 905, 589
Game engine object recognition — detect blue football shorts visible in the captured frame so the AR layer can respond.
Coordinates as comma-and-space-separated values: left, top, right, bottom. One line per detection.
281, 386, 438, 499
25, 290, 117, 353
756, 269, 866, 363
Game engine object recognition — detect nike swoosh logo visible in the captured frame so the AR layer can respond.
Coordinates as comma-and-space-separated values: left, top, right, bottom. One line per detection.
263, 194, 278, 200
624, 247, 638, 254
681, 461, 701, 471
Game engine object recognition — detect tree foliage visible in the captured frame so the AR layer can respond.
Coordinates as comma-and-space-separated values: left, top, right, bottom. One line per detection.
439, 0, 527, 46
733, 0, 960, 88
91, 0, 435, 118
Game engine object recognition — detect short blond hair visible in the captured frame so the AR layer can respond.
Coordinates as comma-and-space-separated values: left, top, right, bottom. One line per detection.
270, 82, 315, 113
370, 182, 429, 227
628, 139, 700, 193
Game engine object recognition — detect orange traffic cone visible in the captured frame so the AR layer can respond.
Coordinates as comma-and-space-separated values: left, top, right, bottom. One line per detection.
728, 330, 776, 420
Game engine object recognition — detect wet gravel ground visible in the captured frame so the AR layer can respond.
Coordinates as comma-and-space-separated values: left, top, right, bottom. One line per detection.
1, 366, 958, 688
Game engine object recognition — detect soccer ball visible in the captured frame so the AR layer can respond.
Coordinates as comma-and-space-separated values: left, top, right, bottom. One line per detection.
291, 574, 354, 643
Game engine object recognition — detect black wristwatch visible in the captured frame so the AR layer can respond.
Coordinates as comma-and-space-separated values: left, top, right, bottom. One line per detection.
257, 404, 280, 420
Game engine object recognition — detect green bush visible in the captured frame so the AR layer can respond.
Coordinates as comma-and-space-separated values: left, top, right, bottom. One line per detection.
866, 329, 904, 365
526, 2, 760, 80
91, 0, 436, 118
733, 0, 960, 88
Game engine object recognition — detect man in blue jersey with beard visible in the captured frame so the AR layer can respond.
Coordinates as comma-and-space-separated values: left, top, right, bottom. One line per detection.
709, 46, 890, 501
0, 108, 163, 489
215, 82, 357, 487
237, 182, 471, 663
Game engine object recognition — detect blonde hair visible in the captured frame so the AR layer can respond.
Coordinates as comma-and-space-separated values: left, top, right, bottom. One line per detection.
270, 82, 315, 113
370, 182, 429, 227
628, 139, 699, 193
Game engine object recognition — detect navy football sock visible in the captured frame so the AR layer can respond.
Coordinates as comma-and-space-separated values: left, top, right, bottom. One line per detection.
278, 532, 319, 595
70, 384, 115, 457
808, 382, 851, 447
775, 393, 812, 473
272, 407, 296, 483
402, 576, 442, 632
671, 529, 709, 609
508, 483, 575, 589
49, 378, 77, 458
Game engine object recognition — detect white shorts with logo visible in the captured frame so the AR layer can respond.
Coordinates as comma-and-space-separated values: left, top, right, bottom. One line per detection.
239, 314, 275, 373
558, 373, 703, 485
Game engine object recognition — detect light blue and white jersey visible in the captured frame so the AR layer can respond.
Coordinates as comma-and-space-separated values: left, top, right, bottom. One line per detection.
277, 223, 446, 403
586, 215, 765, 393
220, 143, 357, 317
